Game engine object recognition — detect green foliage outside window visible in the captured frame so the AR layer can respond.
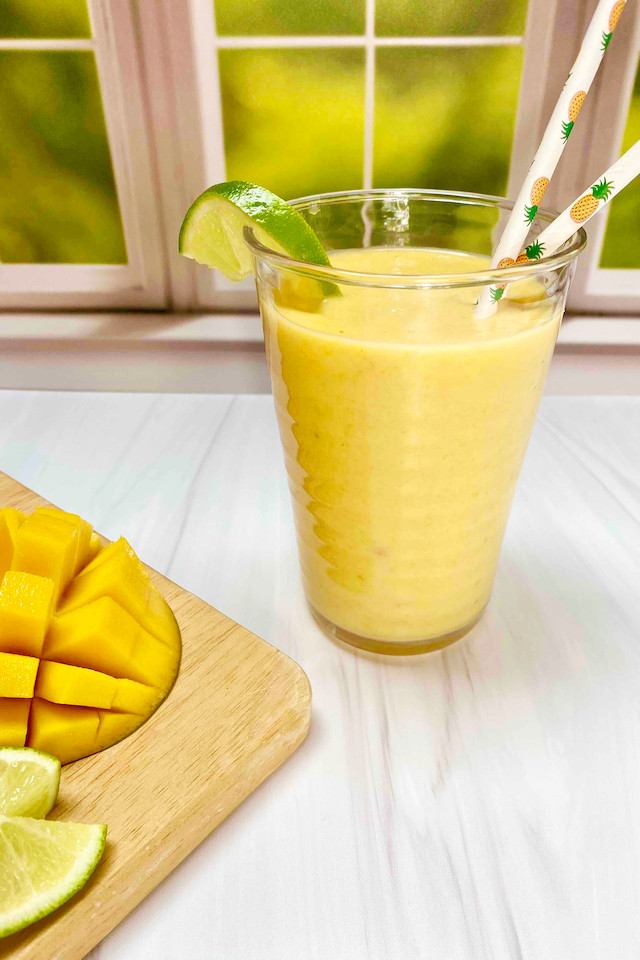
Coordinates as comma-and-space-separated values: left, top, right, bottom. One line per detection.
0, 1, 125, 264
0, 0, 636, 269
600, 61, 640, 269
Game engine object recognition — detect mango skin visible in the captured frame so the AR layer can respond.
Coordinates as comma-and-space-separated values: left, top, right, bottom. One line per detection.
0, 510, 181, 764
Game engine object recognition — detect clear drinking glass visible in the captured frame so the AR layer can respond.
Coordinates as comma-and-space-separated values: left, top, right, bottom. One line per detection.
247, 190, 586, 655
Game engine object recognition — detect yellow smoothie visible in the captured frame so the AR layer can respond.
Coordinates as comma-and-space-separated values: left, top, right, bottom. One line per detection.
262, 247, 561, 648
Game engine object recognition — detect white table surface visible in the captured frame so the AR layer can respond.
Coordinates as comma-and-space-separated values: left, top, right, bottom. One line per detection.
0, 392, 638, 960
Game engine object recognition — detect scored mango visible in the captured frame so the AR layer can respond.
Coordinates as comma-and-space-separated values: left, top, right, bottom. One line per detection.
60, 538, 180, 647
0, 651, 39, 699
96, 710, 144, 750
112, 678, 162, 716
29, 699, 101, 766
44, 595, 178, 688
0, 571, 55, 656
0, 698, 31, 747
0, 506, 181, 764
35, 507, 94, 576
35, 661, 118, 710
12, 513, 78, 603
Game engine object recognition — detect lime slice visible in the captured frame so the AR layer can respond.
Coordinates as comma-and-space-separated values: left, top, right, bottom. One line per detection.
178, 180, 332, 281
0, 747, 61, 819
0, 816, 106, 938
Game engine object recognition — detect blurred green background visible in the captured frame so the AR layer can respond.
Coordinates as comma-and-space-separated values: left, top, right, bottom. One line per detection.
214, 0, 364, 36
600, 58, 640, 269
0, 0, 126, 264
0, 0, 90, 37
1, 0, 638, 270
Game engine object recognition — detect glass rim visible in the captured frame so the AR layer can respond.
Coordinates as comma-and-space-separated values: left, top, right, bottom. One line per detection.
244, 188, 587, 289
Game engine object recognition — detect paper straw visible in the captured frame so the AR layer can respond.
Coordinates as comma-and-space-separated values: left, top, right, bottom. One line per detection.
525, 138, 640, 260
476, 0, 628, 318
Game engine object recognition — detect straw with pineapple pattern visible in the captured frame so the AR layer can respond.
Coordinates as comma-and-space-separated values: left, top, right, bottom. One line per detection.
476, 0, 627, 318
520, 139, 640, 262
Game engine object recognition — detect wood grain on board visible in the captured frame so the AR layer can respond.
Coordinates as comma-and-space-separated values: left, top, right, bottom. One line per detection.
0, 473, 312, 960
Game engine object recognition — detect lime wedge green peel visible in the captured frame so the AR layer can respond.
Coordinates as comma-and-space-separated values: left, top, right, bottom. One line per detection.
178, 180, 332, 281
0, 817, 107, 938
0, 746, 107, 939
0, 747, 60, 819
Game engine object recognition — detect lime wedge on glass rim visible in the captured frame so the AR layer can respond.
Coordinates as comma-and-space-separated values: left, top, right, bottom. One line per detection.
178, 180, 332, 280
0, 747, 60, 819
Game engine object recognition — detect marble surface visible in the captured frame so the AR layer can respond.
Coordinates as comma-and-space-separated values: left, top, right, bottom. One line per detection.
0, 392, 638, 960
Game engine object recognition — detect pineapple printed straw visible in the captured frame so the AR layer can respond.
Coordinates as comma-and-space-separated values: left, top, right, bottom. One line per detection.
526, 139, 640, 259
476, 0, 627, 318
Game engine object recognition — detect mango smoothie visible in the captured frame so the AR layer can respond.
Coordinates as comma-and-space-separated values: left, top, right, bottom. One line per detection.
262, 247, 561, 651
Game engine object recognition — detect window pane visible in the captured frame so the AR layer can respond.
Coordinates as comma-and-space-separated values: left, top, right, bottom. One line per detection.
0, 52, 126, 263
599, 61, 640, 269
219, 49, 364, 199
0, 0, 91, 39
373, 46, 522, 197
214, 0, 364, 37
376, 0, 527, 37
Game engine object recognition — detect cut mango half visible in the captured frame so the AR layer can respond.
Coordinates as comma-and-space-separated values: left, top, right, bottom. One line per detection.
0, 507, 181, 763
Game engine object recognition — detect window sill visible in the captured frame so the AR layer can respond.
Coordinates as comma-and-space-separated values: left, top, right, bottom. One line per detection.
1, 311, 640, 347
0, 311, 638, 394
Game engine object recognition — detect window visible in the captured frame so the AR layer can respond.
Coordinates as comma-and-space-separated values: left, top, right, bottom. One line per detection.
2, 0, 640, 320
0, 0, 165, 308
190, 0, 533, 308
548, 0, 640, 314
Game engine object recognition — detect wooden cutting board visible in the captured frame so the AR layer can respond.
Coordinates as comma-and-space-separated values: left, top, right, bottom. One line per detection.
0, 474, 311, 960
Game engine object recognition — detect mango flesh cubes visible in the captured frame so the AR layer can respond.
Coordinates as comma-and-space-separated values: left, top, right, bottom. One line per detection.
0, 506, 181, 760
61, 538, 180, 647
44, 596, 178, 688
0, 571, 55, 656
28, 699, 101, 765
0, 698, 31, 747
0, 651, 39, 698
35, 507, 94, 576
12, 512, 79, 603
35, 661, 119, 710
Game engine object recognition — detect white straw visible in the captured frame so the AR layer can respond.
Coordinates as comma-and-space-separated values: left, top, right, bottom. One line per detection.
476, 0, 628, 318
531, 138, 640, 259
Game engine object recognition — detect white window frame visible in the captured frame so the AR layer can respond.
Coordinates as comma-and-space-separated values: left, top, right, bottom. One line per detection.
549, 0, 640, 314
182, 0, 533, 311
0, 0, 166, 309
1, 0, 640, 384
173, 0, 640, 319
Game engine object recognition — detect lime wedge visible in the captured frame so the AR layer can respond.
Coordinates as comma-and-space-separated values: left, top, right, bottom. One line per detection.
178, 180, 331, 281
0, 747, 61, 819
0, 816, 106, 938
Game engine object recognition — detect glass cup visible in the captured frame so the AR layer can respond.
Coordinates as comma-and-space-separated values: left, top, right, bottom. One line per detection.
247, 190, 586, 655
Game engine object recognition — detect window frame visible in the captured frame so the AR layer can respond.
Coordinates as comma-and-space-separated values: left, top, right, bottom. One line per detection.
2, 0, 640, 330
0, 0, 167, 309
548, 0, 640, 314
182, 0, 534, 311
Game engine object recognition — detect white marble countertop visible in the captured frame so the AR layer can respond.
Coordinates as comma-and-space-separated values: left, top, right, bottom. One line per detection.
0, 392, 638, 960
